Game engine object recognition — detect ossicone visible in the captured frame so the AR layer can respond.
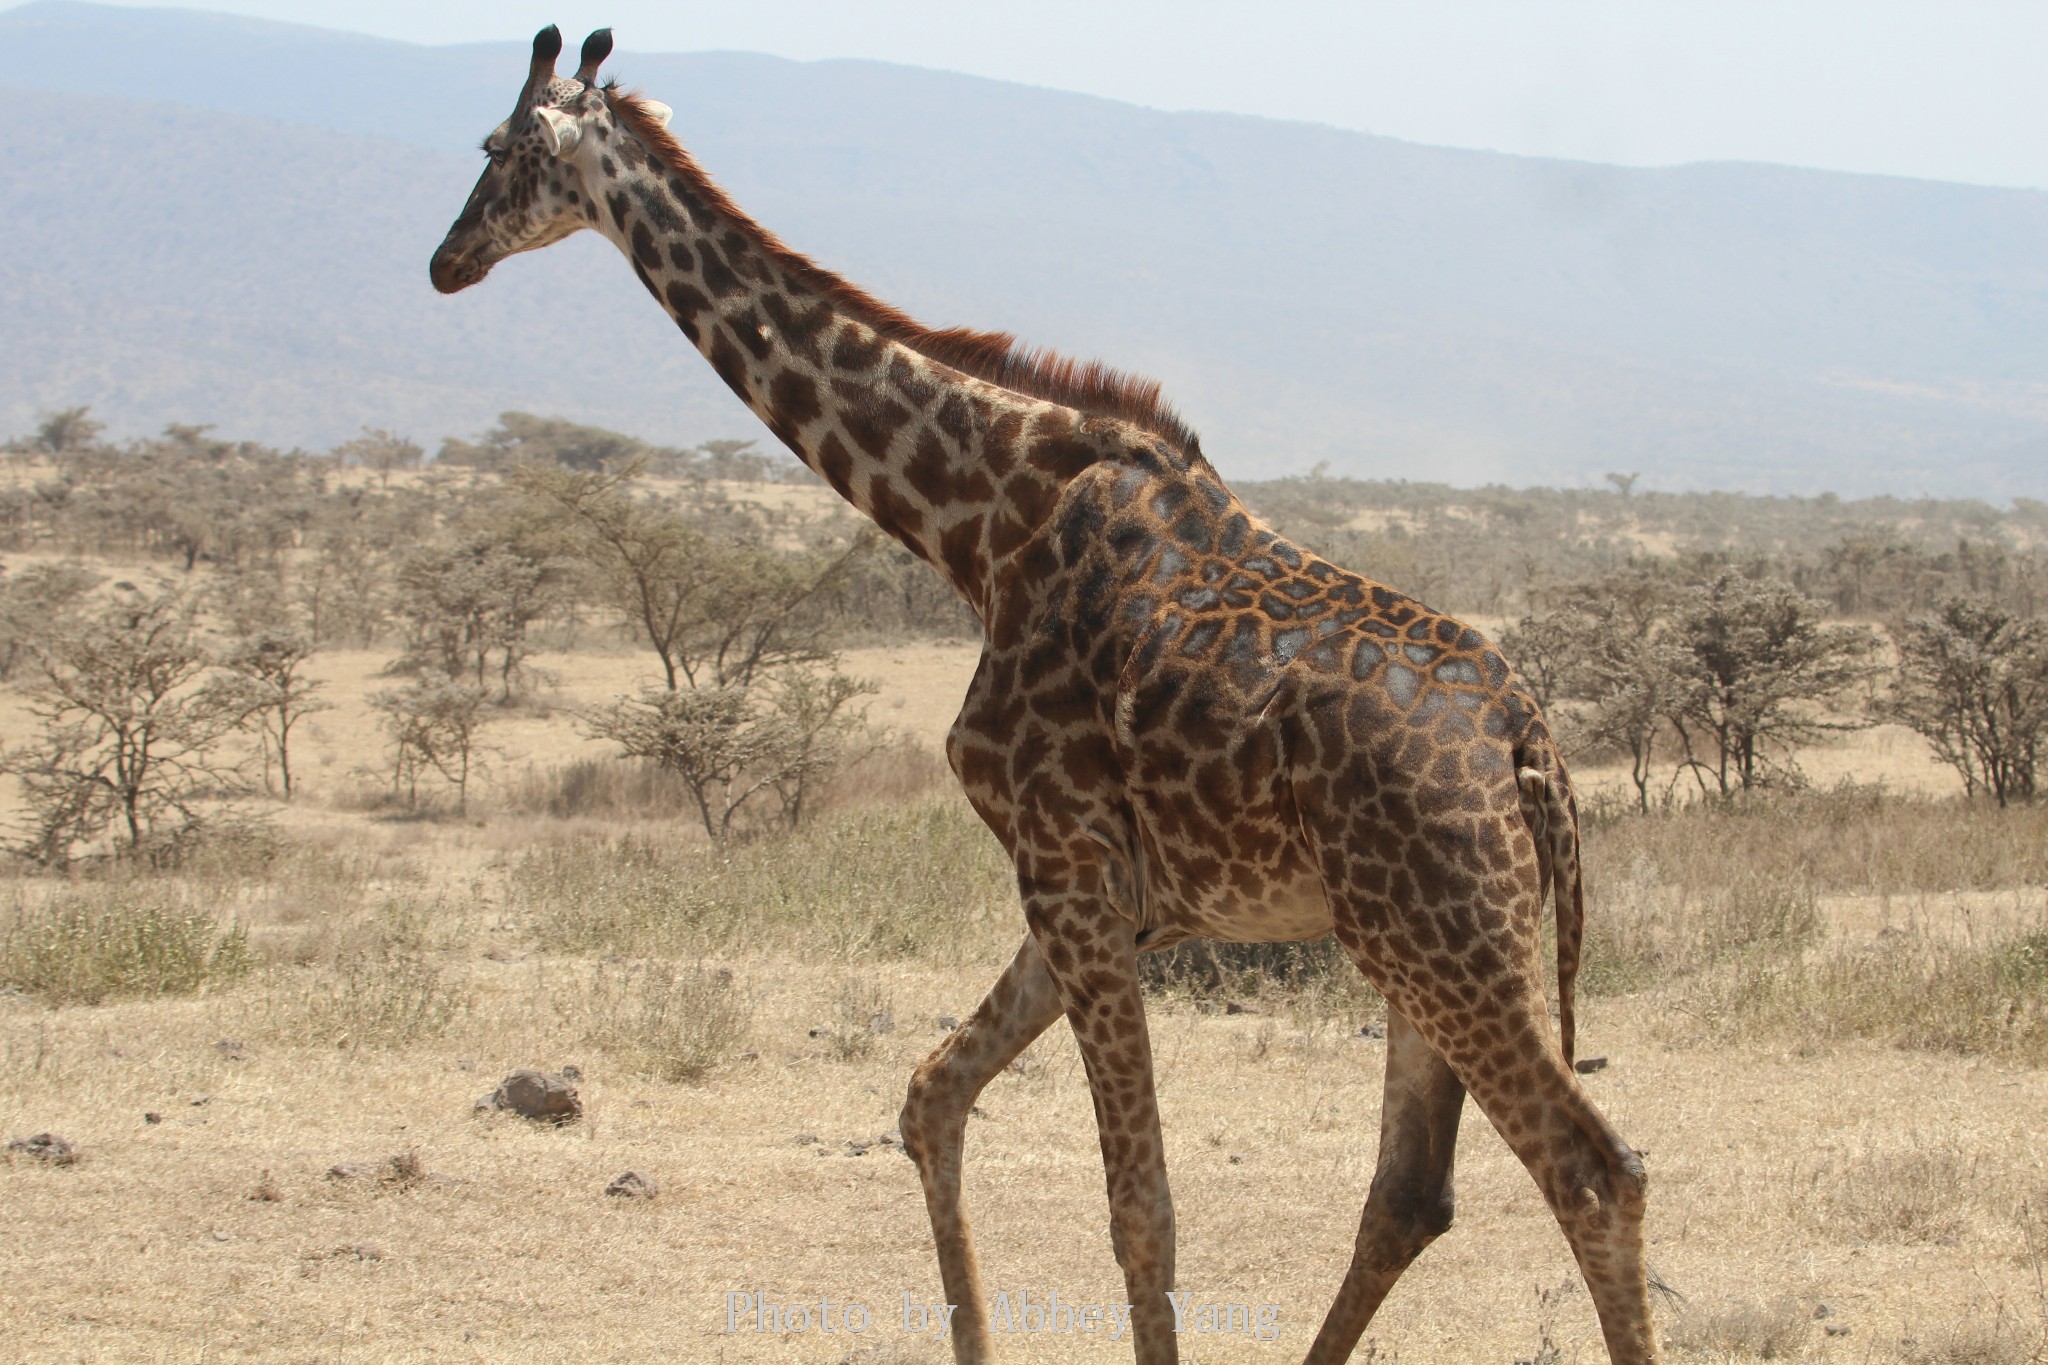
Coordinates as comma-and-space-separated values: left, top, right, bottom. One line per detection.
576, 28, 613, 85
529, 24, 563, 83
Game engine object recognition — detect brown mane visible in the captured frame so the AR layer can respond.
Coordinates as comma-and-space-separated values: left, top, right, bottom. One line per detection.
605, 89, 1204, 461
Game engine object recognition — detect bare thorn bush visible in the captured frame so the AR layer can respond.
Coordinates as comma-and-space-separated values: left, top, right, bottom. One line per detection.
263, 945, 469, 1050
1663, 1295, 1809, 1360
565, 960, 749, 1083
825, 975, 894, 1063
1800, 1141, 1980, 1245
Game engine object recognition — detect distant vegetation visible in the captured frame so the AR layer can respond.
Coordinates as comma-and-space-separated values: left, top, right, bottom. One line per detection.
2, 408, 2046, 864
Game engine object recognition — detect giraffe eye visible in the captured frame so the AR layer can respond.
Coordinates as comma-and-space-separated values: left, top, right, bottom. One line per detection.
486, 147, 509, 168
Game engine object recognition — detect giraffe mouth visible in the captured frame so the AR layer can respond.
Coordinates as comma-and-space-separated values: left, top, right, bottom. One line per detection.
429, 246, 493, 295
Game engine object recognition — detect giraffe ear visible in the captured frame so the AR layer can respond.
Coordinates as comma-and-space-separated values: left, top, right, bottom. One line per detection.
533, 105, 582, 158
641, 100, 672, 130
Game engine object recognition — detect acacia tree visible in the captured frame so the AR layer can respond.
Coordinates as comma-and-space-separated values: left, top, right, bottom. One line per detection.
334, 428, 423, 488
1890, 597, 2048, 806
392, 534, 559, 700
0, 562, 101, 682
1502, 565, 1683, 811
33, 406, 103, 454
371, 676, 492, 814
219, 628, 331, 798
0, 586, 252, 863
512, 461, 857, 691
1664, 571, 1879, 796
585, 668, 875, 841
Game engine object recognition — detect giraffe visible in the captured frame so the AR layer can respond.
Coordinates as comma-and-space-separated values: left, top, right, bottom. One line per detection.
431, 27, 1659, 1363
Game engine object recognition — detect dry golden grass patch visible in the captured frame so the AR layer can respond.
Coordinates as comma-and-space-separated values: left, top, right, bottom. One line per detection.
7, 761, 2048, 1360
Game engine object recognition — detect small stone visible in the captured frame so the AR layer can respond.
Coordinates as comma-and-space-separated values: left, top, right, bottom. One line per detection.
214, 1039, 250, 1061
842, 1139, 871, 1156
344, 1242, 383, 1261
793, 1133, 819, 1146
1813, 1303, 1834, 1320
8, 1133, 78, 1166
483, 947, 523, 962
1824, 1324, 1851, 1337
1355, 1023, 1387, 1040
558, 1064, 582, 1082
325, 1162, 374, 1181
877, 1130, 902, 1148
936, 1015, 961, 1031
189, 1094, 213, 1106
1574, 1056, 1610, 1074
212, 1229, 231, 1242
605, 1171, 658, 1199
808, 1026, 828, 1038
486, 1069, 582, 1124
143, 1112, 164, 1125
1227, 1152, 1245, 1165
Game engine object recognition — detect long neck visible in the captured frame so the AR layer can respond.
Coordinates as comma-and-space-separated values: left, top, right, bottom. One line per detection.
586, 106, 1114, 620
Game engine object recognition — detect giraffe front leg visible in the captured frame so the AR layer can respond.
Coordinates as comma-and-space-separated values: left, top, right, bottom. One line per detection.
1024, 891, 1178, 1365
900, 935, 1066, 1365
1302, 1008, 1466, 1364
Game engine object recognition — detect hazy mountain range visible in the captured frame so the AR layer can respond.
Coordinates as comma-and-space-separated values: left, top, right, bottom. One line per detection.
4, 1, 2047, 498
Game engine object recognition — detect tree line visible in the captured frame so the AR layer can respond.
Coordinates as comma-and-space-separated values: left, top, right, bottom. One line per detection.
2, 409, 2045, 865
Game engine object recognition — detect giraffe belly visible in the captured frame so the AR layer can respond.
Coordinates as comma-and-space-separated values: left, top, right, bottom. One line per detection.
1132, 800, 1336, 944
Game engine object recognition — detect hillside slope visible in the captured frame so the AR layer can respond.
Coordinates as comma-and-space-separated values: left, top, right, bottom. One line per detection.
4, 2, 2047, 496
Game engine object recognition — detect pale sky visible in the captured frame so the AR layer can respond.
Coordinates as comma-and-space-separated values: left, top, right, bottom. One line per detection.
70, 0, 2048, 190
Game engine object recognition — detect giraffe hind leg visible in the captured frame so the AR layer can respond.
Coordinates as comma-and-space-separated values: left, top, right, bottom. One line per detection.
1302, 1007, 1466, 1365
1323, 895, 1658, 1362
899, 934, 1066, 1365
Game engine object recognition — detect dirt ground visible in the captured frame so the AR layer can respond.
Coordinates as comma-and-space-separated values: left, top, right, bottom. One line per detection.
6, 934, 2047, 1363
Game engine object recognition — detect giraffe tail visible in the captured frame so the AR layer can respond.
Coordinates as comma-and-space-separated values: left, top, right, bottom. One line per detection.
1517, 759, 1584, 1067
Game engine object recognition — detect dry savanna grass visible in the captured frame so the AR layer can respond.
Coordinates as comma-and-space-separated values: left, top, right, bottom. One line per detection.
6, 640, 2048, 1361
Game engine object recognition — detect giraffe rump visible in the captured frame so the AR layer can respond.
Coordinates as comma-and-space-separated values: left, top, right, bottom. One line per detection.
604, 89, 1206, 461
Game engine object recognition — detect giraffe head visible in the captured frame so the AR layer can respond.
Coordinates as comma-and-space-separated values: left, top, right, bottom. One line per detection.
429, 25, 670, 294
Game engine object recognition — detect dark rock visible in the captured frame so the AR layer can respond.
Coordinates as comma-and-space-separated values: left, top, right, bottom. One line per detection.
8, 1133, 77, 1165
485, 1069, 582, 1124
558, 1064, 582, 1082
189, 1094, 213, 1106
1574, 1056, 1610, 1074
1355, 1023, 1386, 1040
1824, 1324, 1851, 1337
143, 1112, 163, 1125
605, 1170, 658, 1199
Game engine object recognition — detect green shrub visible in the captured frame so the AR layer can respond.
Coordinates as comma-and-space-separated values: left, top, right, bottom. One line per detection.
0, 887, 252, 1005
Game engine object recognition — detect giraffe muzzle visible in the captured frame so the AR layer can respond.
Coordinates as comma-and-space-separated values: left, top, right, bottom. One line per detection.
428, 245, 492, 295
